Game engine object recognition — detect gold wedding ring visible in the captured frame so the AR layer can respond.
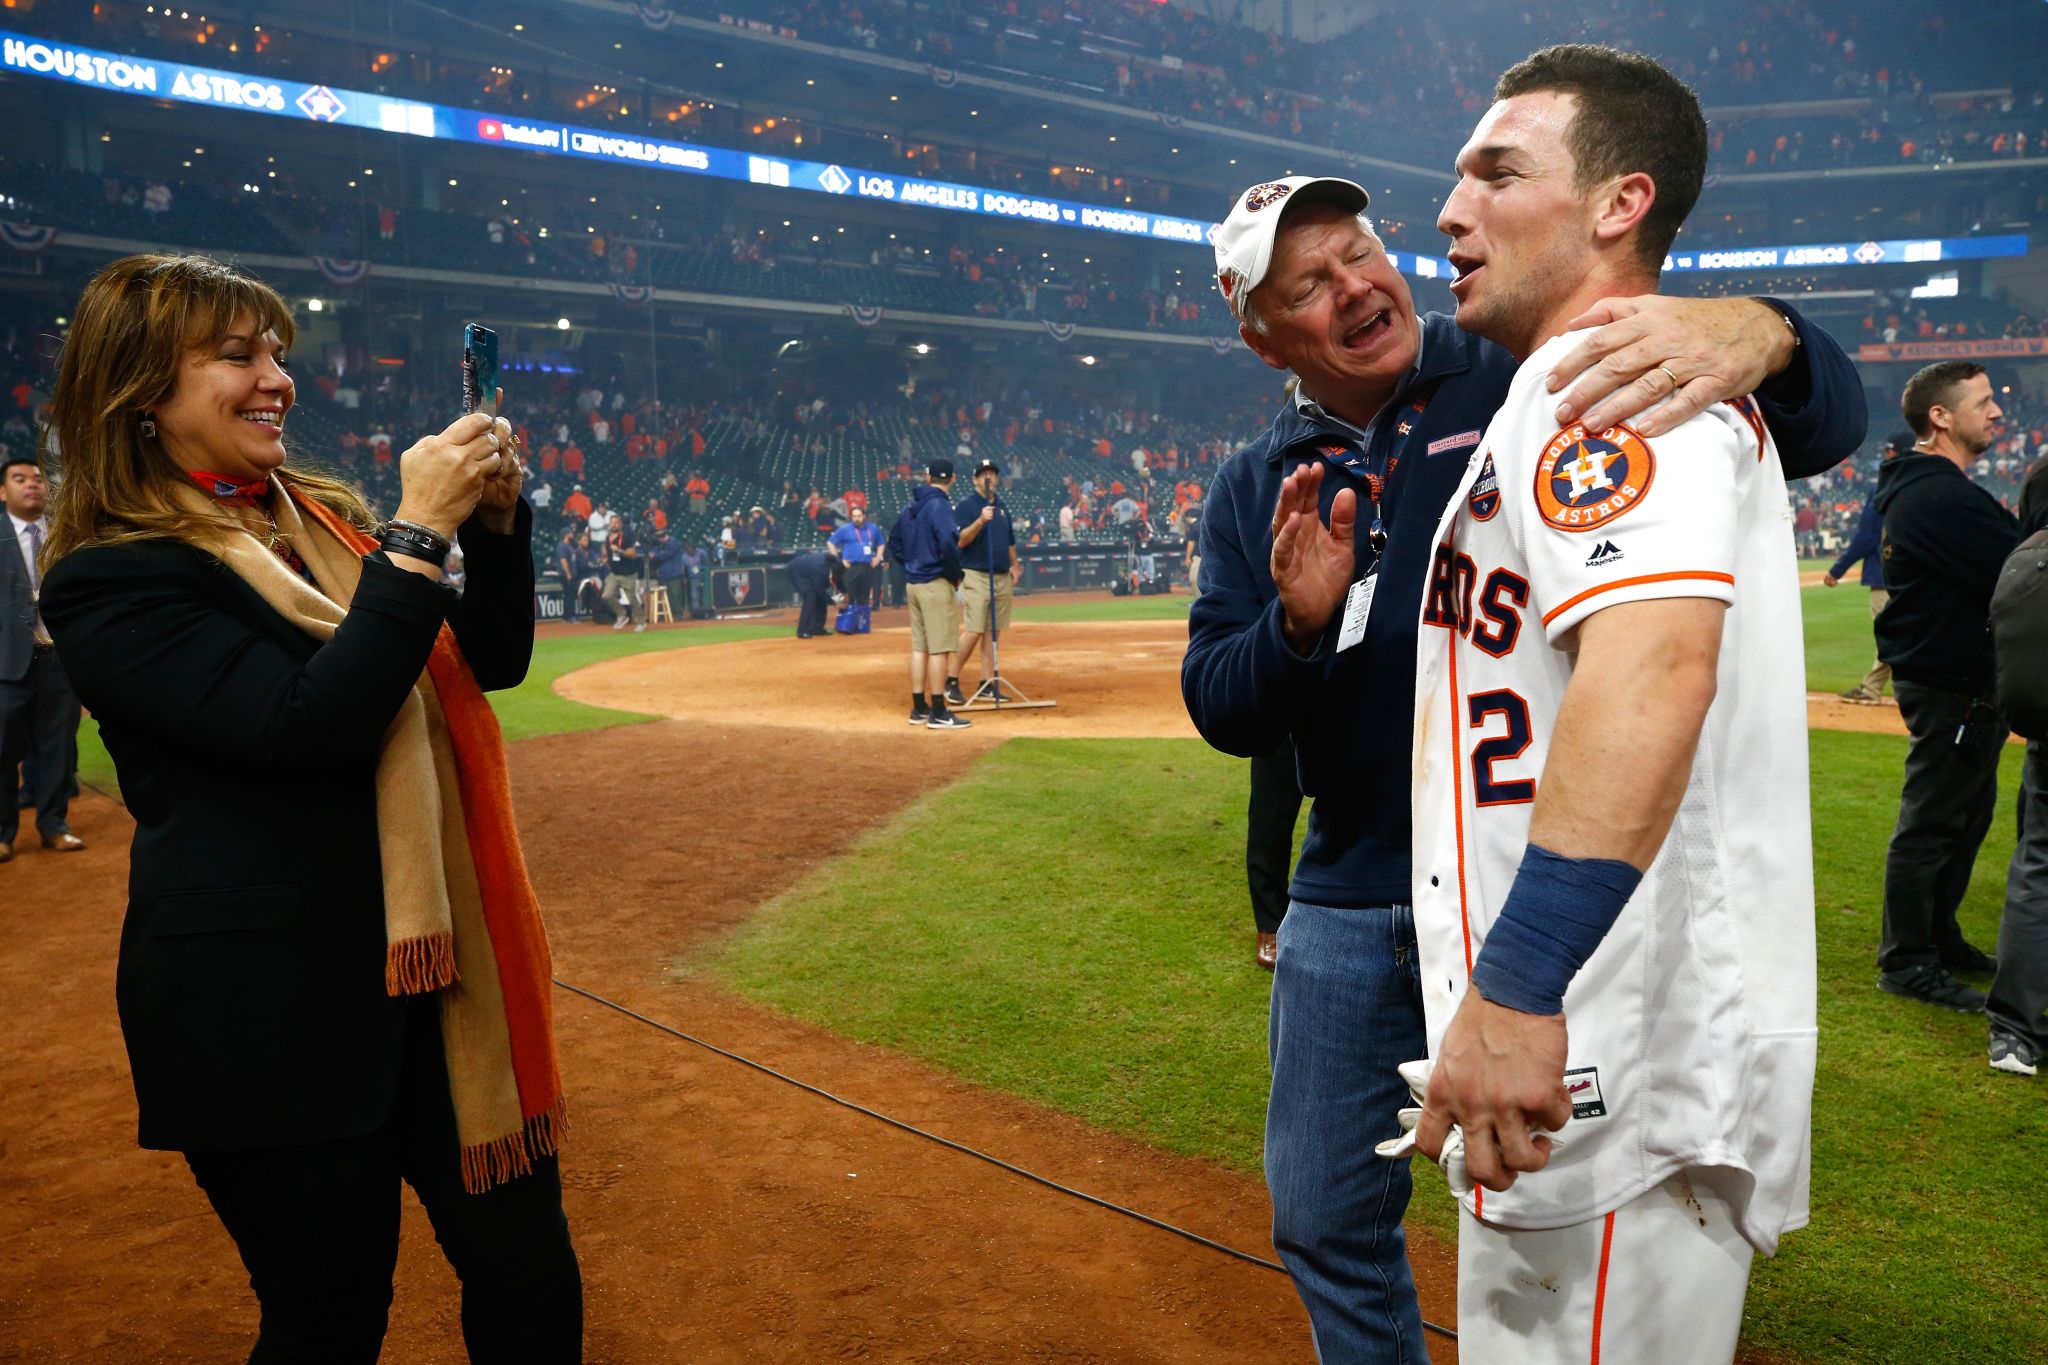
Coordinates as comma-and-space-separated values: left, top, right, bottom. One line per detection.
1656, 363, 1682, 391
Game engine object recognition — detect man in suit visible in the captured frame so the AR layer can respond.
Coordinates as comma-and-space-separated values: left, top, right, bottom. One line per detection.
2, 454, 84, 861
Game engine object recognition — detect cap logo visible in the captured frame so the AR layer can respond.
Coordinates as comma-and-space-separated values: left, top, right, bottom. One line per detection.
1243, 182, 1295, 212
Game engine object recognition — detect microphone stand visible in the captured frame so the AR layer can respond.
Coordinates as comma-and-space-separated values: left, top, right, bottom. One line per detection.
962, 484, 1055, 712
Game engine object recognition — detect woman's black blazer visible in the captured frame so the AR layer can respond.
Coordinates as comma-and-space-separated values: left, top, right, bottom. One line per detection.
40, 501, 535, 1153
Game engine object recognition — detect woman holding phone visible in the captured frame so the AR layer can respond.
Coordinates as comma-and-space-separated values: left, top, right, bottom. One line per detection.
39, 254, 581, 1362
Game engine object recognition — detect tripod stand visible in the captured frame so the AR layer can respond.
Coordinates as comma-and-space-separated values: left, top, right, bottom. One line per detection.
959, 487, 1056, 713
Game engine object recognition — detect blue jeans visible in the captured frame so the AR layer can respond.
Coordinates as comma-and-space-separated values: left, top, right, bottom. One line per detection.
1267, 901, 1431, 1364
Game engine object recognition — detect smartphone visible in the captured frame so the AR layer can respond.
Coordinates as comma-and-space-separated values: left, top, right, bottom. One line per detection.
461, 323, 500, 416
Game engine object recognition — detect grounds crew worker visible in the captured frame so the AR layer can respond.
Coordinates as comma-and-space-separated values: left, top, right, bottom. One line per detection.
951, 457, 1018, 705
889, 459, 970, 729
1181, 167, 1865, 1358
828, 505, 884, 632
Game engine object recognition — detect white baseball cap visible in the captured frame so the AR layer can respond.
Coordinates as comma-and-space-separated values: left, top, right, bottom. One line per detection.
1213, 176, 1371, 321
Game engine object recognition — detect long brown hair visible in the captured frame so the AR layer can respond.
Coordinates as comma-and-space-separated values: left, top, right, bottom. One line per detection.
40, 253, 373, 566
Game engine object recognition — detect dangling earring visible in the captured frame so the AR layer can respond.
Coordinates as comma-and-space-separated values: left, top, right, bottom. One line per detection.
139, 416, 158, 439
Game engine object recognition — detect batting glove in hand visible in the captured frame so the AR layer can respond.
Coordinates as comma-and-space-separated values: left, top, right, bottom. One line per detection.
1373, 1058, 1565, 1198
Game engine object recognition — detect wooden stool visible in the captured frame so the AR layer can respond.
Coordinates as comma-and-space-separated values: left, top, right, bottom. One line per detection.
644, 583, 674, 624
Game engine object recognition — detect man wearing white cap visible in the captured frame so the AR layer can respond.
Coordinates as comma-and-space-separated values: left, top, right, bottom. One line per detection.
1181, 165, 1867, 1359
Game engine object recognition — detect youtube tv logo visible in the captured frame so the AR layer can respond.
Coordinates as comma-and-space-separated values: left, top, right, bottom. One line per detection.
475, 117, 563, 149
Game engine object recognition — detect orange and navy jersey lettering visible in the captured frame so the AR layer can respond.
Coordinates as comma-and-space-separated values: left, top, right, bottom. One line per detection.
1423, 543, 1477, 634
1423, 543, 1529, 657
1467, 688, 1536, 807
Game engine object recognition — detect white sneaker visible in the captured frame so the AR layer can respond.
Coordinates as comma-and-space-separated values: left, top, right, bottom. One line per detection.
612, 619, 628, 631
634, 622, 648, 632
1989, 1031, 2039, 1076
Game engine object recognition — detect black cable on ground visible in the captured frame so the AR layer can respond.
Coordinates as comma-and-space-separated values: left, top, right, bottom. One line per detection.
554, 977, 1458, 1343
71, 777, 1453, 1341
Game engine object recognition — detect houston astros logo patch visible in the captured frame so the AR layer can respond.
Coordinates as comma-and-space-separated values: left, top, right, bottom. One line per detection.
1533, 423, 1656, 532
1243, 181, 1294, 212
1468, 452, 1500, 521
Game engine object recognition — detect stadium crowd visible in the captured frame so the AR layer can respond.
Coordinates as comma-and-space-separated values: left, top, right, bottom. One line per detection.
46, 0, 2048, 201
3, 158, 1240, 339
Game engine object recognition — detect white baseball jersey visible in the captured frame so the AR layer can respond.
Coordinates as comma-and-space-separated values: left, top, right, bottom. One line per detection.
1408, 328, 1816, 1255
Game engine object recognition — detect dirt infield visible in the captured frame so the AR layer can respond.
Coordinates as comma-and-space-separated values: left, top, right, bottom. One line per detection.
557, 618, 1199, 739
7, 608, 1845, 1362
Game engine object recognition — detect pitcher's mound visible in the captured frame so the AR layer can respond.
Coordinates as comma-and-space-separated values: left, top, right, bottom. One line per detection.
556, 619, 1202, 739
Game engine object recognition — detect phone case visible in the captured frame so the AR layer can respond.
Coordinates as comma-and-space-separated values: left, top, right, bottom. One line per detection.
462, 323, 500, 415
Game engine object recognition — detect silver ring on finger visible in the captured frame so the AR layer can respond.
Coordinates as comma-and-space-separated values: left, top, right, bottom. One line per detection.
1656, 363, 1682, 392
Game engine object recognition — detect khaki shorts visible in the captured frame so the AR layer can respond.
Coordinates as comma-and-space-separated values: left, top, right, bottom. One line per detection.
958, 568, 1013, 636
907, 578, 959, 654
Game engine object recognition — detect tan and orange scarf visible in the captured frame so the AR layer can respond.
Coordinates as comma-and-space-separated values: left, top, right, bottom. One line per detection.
172, 478, 565, 1192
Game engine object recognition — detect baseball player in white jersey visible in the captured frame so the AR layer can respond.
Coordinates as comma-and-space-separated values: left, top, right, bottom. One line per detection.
1383, 46, 1818, 1363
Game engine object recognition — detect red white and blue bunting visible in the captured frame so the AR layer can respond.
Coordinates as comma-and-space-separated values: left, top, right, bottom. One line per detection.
608, 282, 655, 306
928, 65, 957, 89
846, 303, 884, 328
313, 257, 371, 286
633, 3, 675, 30
1208, 337, 1237, 356
0, 222, 57, 255
1042, 319, 1075, 343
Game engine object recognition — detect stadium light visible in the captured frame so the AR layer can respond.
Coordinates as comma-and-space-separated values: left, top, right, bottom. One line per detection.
306, 299, 324, 313
914, 343, 931, 355
556, 317, 571, 330
1079, 355, 1098, 366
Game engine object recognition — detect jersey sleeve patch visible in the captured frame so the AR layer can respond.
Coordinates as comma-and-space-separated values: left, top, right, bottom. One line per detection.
1468, 452, 1501, 521
1531, 422, 1656, 532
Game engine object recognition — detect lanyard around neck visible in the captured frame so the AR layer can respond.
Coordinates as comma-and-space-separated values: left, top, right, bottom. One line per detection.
1308, 379, 1442, 555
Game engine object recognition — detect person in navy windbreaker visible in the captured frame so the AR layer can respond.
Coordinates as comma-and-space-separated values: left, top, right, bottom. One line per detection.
887, 460, 969, 728
1824, 430, 1912, 702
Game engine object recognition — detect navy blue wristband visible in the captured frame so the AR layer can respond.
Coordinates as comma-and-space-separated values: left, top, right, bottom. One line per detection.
1468, 844, 1644, 1016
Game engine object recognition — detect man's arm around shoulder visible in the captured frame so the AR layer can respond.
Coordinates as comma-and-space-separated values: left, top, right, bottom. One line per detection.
1754, 300, 1867, 480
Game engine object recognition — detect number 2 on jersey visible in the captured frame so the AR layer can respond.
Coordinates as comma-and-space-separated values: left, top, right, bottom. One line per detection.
1468, 690, 1536, 806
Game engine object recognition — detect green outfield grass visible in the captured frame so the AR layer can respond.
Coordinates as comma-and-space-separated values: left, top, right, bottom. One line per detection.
1801, 579, 1887, 697
705, 729, 2041, 1365
1013, 593, 1194, 623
